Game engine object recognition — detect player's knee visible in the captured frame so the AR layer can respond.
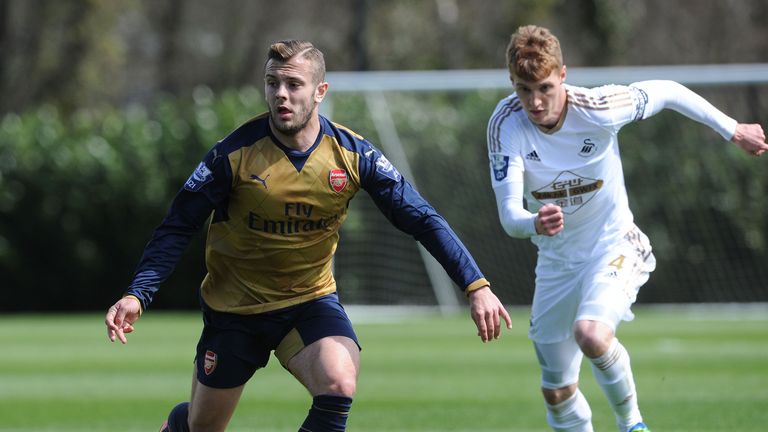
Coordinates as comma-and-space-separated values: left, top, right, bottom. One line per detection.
574, 321, 613, 358
325, 373, 357, 397
542, 383, 578, 405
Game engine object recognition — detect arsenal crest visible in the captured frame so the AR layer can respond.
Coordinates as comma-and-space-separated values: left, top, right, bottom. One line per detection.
204, 350, 217, 376
329, 169, 348, 193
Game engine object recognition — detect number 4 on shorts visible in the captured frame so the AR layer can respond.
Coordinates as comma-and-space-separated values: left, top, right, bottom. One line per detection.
609, 254, 626, 270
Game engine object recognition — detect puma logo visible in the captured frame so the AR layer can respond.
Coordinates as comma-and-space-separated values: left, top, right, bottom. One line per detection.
250, 173, 270, 189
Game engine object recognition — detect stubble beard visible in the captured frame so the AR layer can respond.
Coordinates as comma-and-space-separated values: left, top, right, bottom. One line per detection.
271, 105, 313, 136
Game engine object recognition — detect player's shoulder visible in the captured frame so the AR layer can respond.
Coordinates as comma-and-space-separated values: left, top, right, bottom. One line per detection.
488, 94, 529, 153
489, 94, 526, 124
321, 116, 402, 183
216, 113, 271, 155
488, 94, 529, 135
321, 116, 374, 156
565, 83, 633, 112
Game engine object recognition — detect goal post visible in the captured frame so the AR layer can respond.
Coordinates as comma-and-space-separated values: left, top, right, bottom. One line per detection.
323, 64, 768, 311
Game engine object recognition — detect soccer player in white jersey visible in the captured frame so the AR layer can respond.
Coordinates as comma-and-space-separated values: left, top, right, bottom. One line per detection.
487, 25, 767, 432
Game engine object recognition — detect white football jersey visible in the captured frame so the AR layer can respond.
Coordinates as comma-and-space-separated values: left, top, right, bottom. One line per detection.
488, 84, 649, 263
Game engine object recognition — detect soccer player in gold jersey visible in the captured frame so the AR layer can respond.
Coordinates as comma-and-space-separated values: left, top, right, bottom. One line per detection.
105, 39, 511, 432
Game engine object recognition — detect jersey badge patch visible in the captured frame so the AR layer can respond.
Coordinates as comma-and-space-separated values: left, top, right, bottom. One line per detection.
184, 162, 213, 192
203, 350, 217, 375
375, 155, 401, 182
578, 138, 597, 157
490, 154, 510, 181
330, 169, 348, 193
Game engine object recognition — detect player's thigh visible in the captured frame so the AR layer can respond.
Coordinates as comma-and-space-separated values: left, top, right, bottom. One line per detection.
530, 261, 583, 344
287, 335, 360, 397
194, 311, 274, 389
189, 374, 245, 431
279, 294, 361, 396
533, 337, 583, 390
577, 226, 656, 331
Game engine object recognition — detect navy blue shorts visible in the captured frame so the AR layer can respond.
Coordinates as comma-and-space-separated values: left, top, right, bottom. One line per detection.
194, 293, 359, 389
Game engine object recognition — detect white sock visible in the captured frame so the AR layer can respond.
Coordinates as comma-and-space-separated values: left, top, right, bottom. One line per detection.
589, 338, 643, 430
545, 389, 594, 432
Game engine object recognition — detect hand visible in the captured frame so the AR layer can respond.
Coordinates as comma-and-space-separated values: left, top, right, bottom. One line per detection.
105, 296, 142, 344
468, 286, 512, 343
535, 203, 564, 236
732, 123, 768, 157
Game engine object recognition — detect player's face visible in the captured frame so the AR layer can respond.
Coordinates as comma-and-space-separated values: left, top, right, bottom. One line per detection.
513, 67, 567, 129
264, 57, 327, 136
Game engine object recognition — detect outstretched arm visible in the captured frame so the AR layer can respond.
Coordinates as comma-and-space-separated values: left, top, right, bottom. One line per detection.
631, 80, 768, 156
360, 144, 513, 342
631, 80, 738, 140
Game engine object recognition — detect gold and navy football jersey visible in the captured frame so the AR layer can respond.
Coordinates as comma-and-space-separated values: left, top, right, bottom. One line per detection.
126, 114, 489, 314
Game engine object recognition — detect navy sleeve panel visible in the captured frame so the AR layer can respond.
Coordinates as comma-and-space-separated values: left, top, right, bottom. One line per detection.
326, 118, 485, 291
125, 117, 270, 309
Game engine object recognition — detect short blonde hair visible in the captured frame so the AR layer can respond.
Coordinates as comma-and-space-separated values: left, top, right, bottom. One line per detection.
506, 25, 563, 81
265, 39, 326, 84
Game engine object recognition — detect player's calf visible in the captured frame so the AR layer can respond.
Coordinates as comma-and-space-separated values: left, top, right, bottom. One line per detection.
544, 389, 593, 432
299, 394, 353, 431
588, 338, 643, 431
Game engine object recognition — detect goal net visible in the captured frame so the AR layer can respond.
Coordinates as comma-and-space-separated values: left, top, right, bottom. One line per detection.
324, 65, 768, 309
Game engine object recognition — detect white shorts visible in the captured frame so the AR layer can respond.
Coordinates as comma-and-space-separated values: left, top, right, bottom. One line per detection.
529, 225, 656, 345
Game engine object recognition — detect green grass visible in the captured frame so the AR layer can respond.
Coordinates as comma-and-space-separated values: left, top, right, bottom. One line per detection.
1, 305, 766, 431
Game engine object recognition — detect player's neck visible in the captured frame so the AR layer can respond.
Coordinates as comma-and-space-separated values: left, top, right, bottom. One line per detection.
271, 115, 321, 152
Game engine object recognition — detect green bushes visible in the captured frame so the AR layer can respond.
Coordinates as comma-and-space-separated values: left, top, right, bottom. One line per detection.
0, 86, 266, 311
2, 85, 766, 311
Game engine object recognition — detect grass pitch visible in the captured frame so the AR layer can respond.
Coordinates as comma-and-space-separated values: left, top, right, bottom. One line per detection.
1, 305, 766, 431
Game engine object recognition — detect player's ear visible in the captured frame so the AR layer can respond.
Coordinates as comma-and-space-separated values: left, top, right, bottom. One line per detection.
560, 65, 567, 84
315, 82, 329, 103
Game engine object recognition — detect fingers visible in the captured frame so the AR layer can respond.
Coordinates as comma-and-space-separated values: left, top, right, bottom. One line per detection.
501, 307, 513, 330
733, 123, 768, 156
474, 313, 490, 343
115, 306, 130, 344
105, 302, 131, 344
473, 306, 511, 343
105, 305, 119, 342
468, 288, 512, 343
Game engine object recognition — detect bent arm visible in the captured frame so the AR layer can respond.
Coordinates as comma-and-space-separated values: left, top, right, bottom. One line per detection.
493, 178, 537, 238
123, 144, 231, 310
367, 177, 489, 293
631, 80, 737, 140
124, 190, 215, 310
358, 146, 488, 293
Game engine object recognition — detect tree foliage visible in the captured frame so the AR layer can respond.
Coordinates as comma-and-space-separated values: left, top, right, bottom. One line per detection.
0, 86, 266, 310
1, 0, 767, 309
